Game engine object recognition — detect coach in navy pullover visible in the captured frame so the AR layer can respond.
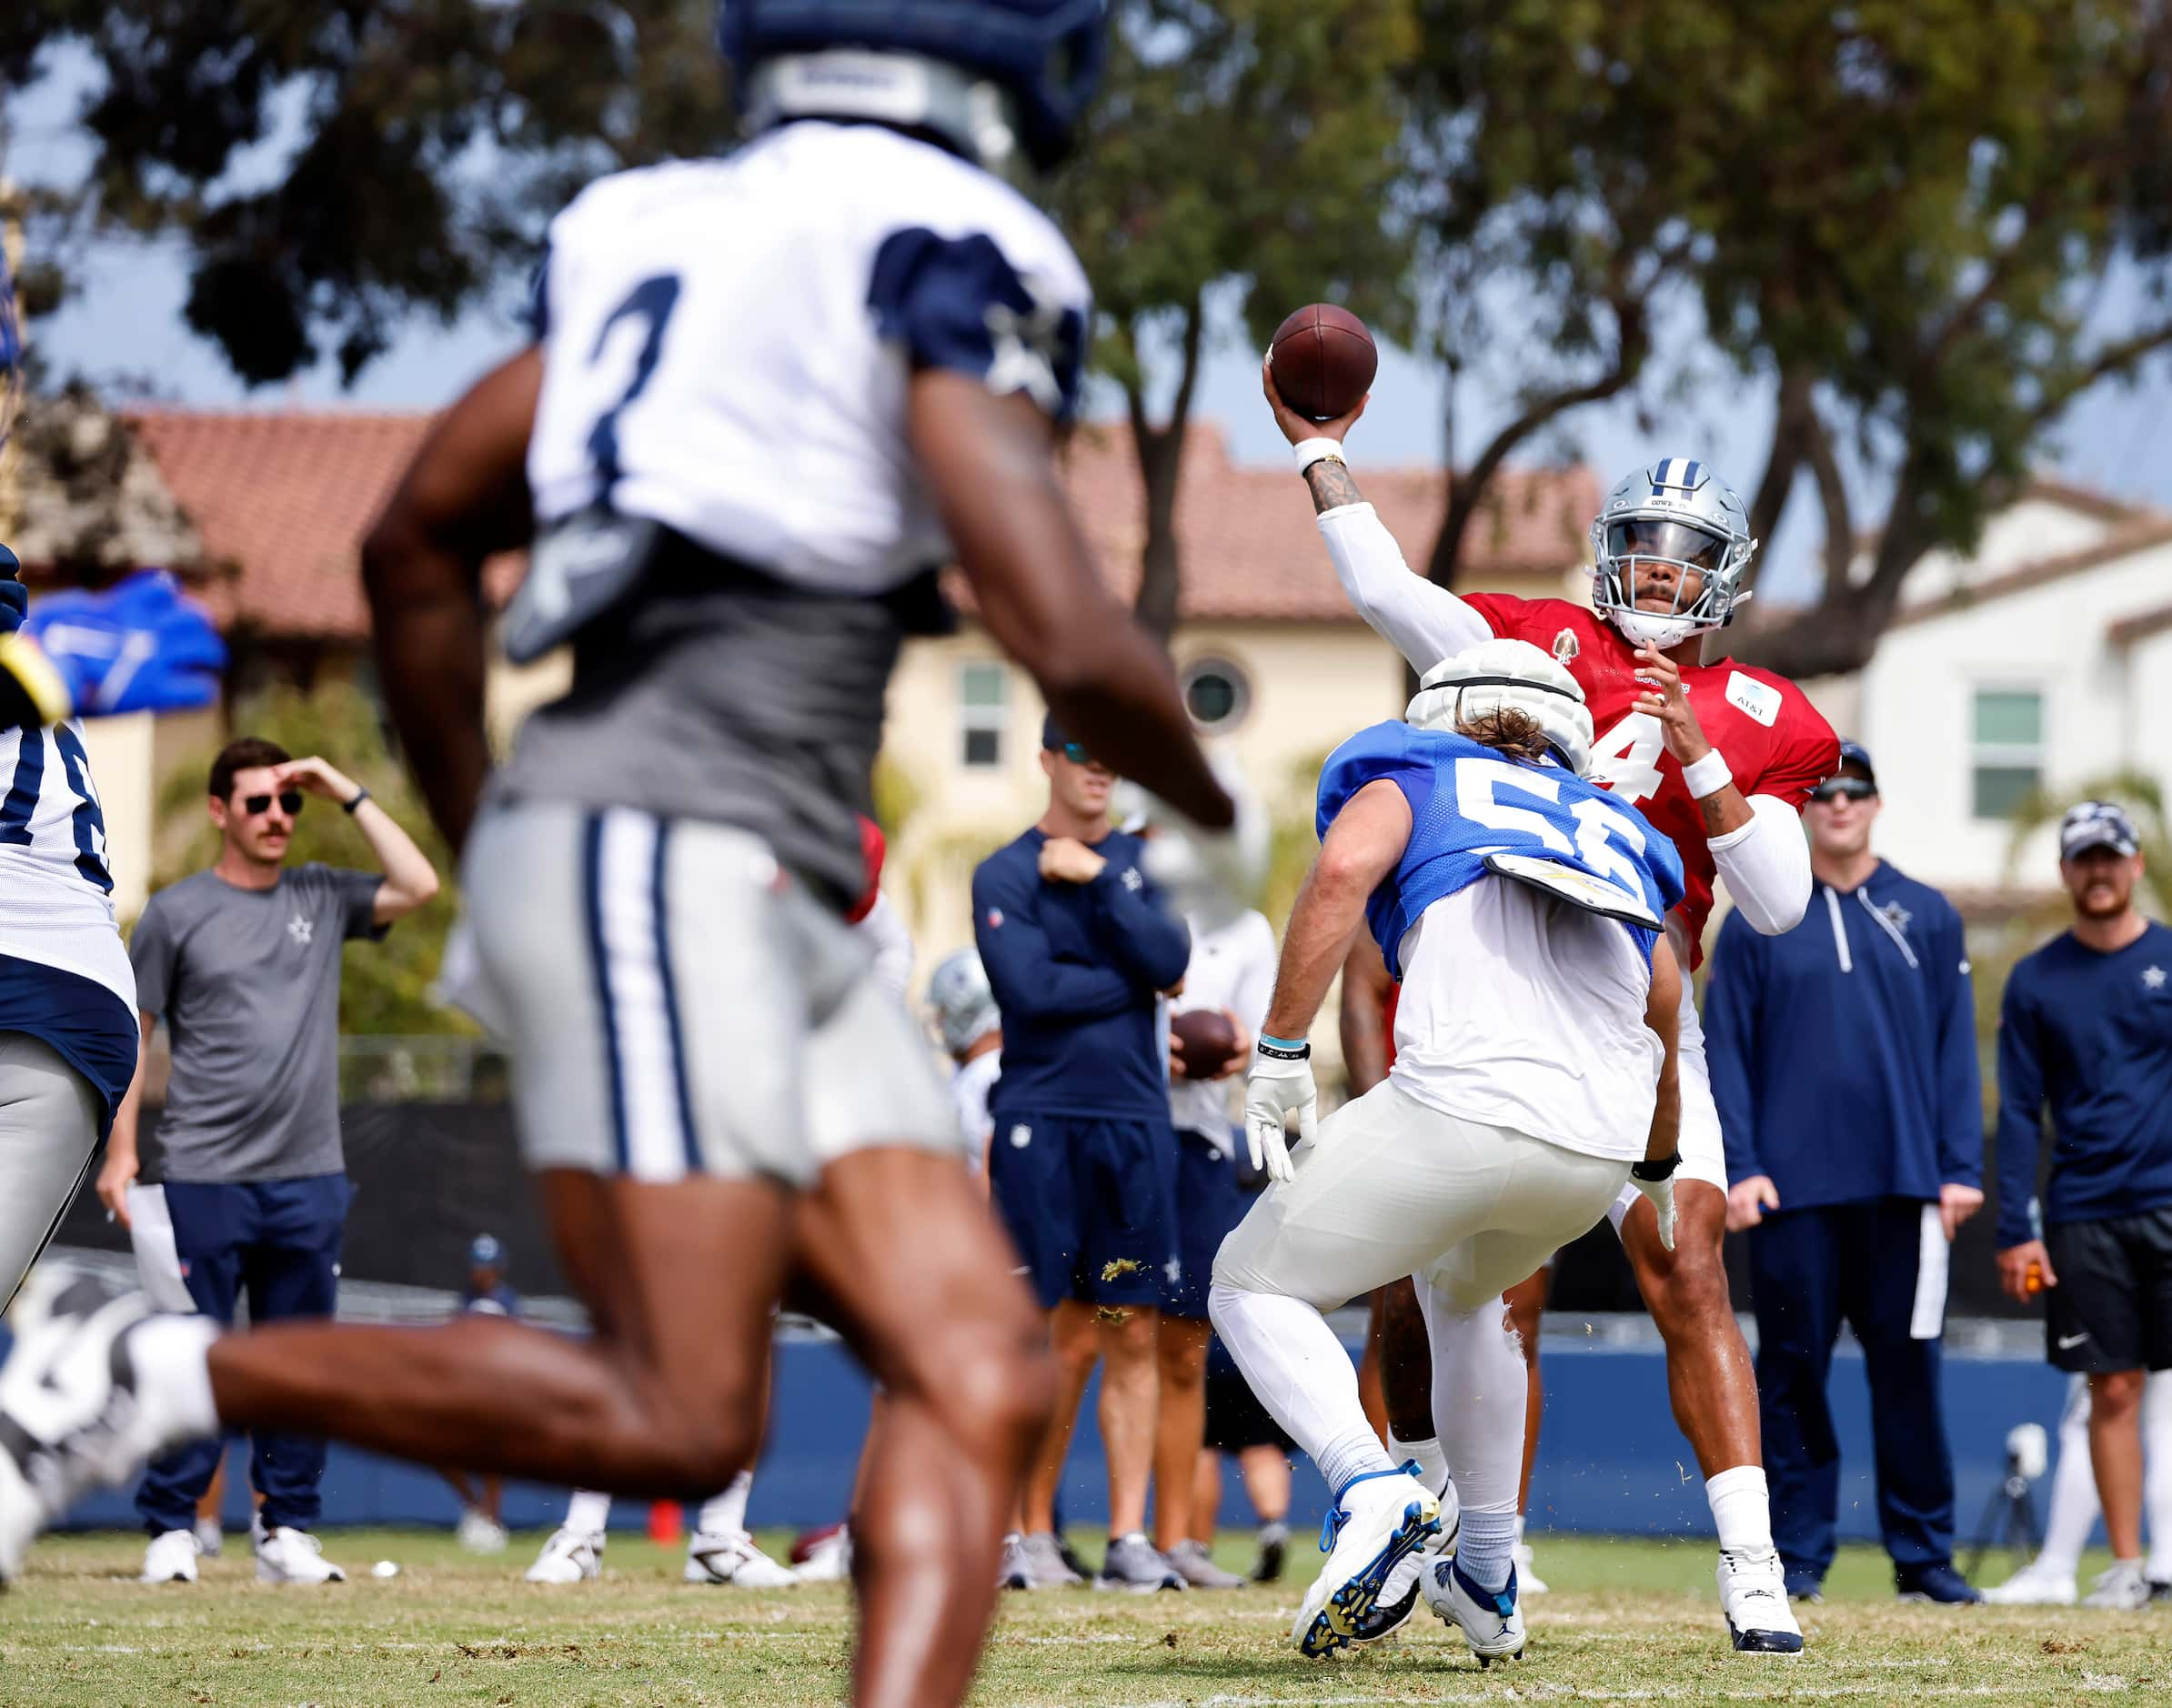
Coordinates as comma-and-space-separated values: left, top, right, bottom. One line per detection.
1704, 744, 1984, 1601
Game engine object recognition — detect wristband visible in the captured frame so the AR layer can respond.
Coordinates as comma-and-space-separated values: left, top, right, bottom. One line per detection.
1630, 1152, 1682, 1182
1681, 749, 1733, 800
344, 786, 371, 815
1256, 1035, 1311, 1060
1292, 437, 1346, 477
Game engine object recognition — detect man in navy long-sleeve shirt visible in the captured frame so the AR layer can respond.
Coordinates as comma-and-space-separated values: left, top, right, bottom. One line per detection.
1994, 799, 2172, 1610
1704, 742, 1984, 1603
973, 715, 1192, 1592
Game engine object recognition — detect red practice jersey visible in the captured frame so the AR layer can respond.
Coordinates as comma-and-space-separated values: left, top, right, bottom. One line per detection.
1463, 595, 1839, 964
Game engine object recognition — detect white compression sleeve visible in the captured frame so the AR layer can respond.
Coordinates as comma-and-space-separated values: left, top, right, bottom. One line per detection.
1316, 504, 1492, 673
2037, 1376, 2098, 1575
1209, 1281, 1395, 1495
1707, 793, 1814, 934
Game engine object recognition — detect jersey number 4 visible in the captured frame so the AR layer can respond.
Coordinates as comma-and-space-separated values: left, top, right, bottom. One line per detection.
1588, 712, 1667, 803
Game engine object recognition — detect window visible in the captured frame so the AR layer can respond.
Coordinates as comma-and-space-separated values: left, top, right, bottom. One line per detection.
1971, 688, 2044, 819
1181, 656, 1252, 731
959, 661, 1008, 768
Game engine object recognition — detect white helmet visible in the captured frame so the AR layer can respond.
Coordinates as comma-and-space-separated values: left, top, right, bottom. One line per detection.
1406, 638, 1594, 776
1589, 457, 1757, 649
925, 949, 999, 1054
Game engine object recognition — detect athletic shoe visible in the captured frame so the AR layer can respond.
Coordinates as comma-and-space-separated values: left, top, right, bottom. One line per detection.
1423, 1555, 1524, 1666
1055, 1532, 1091, 1581
457, 1509, 508, 1554
140, 1528, 202, 1584
1167, 1539, 1246, 1589
1251, 1521, 1288, 1583
1290, 1467, 1439, 1658
1895, 1562, 1982, 1604
1095, 1531, 1183, 1592
794, 1524, 852, 1584
1982, 1558, 2077, 1605
1716, 1547, 1805, 1653
194, 1517, 224, 1559
1352, 1479, 1458, 1646
255, 1525, 347, 1585
1022, 1531, 1082, 1589
525, 1527, 603, 1584
684, 1529, 798, 1586
1513, 1534, 1550, 1595
2150, 1578, 2172, 1604
997, 1531, 1031, 1590
2082, 1560, 2151, 1610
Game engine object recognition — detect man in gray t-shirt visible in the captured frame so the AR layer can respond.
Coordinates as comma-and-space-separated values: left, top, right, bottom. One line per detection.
100, 736, 439, 1588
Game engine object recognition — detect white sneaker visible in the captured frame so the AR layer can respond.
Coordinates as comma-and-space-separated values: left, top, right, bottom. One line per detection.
194, 1517, 224, 1559
1423, 1555, 1525, 1665
141, 1528, 202, 1584
457, 1509, 508, 1554
254, 1525, 347, 1585
684, 1529, 798, 1586
2082, 1560, 2150, 1610
1290, 1470, 1440, 1658
796, 1524, 853, 1584
997, 1531, 1031, 1591
1717, 1547, 1804, 1653
526, 1527, 603, 1583
1982, 1558, 2078, 1605
1513, 1516, 1549, 1594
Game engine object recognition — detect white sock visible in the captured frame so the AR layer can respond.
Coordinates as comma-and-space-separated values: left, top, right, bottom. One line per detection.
2144, 1372, 2172, 1582
1459, 1510, 1517, 1592
1389, 1431, 1450, 1498
1419, 1281, 1524, 1517
1704, 1465, 1774, 1555
130, 1315, 221, 1445
1209, 1282, 1395, 1498
1514, 1512, 1527, 1548
2037, 1376, 2099, 1577
564, 1489, 613, 1535
696, 1472, 753, 1537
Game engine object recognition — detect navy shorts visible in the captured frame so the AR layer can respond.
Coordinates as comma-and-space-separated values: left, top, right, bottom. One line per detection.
1164, 1126, 1258, 1319
988, 1110, 1176, 1311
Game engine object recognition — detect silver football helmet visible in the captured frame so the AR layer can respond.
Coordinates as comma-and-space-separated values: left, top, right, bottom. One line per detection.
1589, 457, 1757, 649
1406, 638, 1594, 776
925, 948, 999, 1055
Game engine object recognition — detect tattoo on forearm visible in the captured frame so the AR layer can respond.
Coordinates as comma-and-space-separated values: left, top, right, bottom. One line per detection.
1303, 458, 1363, 514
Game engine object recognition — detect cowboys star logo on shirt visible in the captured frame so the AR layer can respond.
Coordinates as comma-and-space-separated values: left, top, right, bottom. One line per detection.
2145, 965, 2167, 992
1552, 628, 1580, 664
1121, 865, 1143, 893
1877, 899, 1913, 938
287, 914, 314, 947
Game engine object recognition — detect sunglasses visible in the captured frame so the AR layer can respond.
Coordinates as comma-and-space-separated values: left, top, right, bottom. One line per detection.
241, 791, 305, 818
1052, 741, 1093, 765
1809, 777, 1876, 804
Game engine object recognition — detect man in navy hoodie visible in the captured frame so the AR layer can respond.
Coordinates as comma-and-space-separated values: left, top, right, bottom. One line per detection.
973, 716, 1192, 1592
1996, 799, 2172, 1611
1704, 742, 1984, 1605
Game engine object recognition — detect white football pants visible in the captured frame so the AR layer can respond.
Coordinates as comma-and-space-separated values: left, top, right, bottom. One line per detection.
1211, 1080, 1626, 1503
0, 1032, 106, 1313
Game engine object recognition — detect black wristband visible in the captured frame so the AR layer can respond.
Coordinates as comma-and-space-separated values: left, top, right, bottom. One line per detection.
1630, 1152, 1682, 1182
1255, 1037, 1311, 1061
343, 786, 371, 815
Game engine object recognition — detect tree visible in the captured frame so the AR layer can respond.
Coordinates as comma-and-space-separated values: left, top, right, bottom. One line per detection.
1056, 0, 1422, 640
1410, 0, 2172, 678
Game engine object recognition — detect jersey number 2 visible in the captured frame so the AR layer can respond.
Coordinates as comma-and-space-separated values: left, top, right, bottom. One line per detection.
1588, 712, 1667, 803
0, 727, 113, 895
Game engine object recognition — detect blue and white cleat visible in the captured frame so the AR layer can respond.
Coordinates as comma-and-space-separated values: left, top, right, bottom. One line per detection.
1423, 1554, 1525, 1666
1717, 1546, 1805, 1653
1350, 1475, 1459, 1646
1290, 1464, 1442, 1658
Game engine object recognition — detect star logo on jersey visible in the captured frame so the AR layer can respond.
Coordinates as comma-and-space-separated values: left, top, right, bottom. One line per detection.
1877, 900, 1913, 938
2145, 965, 2167, 992
287, 914, 314, 948
982, 276, 1081, 417
1163, 1254, 1183, 1288
1551, 628, 1580, 664
1121, 865, 1143, 894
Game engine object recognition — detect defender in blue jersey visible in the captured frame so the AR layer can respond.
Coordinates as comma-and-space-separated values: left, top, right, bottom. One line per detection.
1209, 641, 1688, 1666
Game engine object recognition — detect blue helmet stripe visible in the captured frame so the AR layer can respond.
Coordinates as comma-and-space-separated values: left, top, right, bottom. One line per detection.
1683, 459, 1701, 487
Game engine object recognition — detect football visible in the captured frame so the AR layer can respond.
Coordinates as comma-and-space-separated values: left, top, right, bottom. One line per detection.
1269, 303, 1378, 421
1171, 1008, 1243, 1080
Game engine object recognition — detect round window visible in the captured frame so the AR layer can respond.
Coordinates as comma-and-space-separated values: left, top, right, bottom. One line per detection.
1181, 657, 1251, 730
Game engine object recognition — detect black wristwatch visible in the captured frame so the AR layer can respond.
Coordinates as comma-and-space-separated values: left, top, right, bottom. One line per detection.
343, 786, 371, 815
1630, 1151, 1682, 1182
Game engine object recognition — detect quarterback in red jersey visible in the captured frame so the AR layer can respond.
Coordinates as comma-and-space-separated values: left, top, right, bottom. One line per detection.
1266, 362, 1835, 1655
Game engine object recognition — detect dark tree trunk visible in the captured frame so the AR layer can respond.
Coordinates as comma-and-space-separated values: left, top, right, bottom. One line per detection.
1127, 295, 1205, 647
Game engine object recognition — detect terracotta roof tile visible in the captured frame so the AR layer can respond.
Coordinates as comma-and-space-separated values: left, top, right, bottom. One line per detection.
116, 410, 1596, 638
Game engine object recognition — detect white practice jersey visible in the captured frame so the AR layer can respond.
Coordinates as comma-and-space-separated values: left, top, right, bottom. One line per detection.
0, 721, 134, 1009
526, 122, 1091, 594
852, 889, 914, 1002
950, 1048, 1001, 1165
1169, 908, 1276, 1153
1389, 879, 1661, 1164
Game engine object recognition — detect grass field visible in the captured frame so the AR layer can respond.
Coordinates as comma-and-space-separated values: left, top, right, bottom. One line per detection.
1, 1528, 2165, 1707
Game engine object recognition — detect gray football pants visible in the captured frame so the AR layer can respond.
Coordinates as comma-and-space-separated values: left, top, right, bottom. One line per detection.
0, 1033, 106, 1312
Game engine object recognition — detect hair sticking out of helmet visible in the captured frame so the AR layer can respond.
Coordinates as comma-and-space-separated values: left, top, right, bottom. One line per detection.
1589, 457, 1757, 650
1406, 638, 1595, 775
1456, 706, 1555, 767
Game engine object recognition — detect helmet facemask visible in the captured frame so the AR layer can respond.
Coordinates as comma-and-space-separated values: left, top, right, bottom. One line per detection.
1589, 462, 1757, 650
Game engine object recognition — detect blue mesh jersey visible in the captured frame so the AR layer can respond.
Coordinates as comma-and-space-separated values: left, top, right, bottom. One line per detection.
1317, 724, 1685, 980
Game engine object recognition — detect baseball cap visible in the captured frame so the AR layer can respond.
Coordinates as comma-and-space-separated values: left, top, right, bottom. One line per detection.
469, 1233, 505, 1269
1835, 741, 1875, 784
1041, 713, 1099, 764
2060, 800, 2141, 860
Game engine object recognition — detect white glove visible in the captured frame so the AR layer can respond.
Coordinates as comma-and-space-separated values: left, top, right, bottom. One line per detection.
1631, 1165, 1679, 1252
1140, 759, 1271, 926
1243, 1041, 1317, 1185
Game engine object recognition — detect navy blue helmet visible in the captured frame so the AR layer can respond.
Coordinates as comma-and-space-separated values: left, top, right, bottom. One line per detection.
717, 0, 1107, 173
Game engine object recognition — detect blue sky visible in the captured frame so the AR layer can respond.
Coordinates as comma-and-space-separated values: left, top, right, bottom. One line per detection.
12, 49, 2171, 607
